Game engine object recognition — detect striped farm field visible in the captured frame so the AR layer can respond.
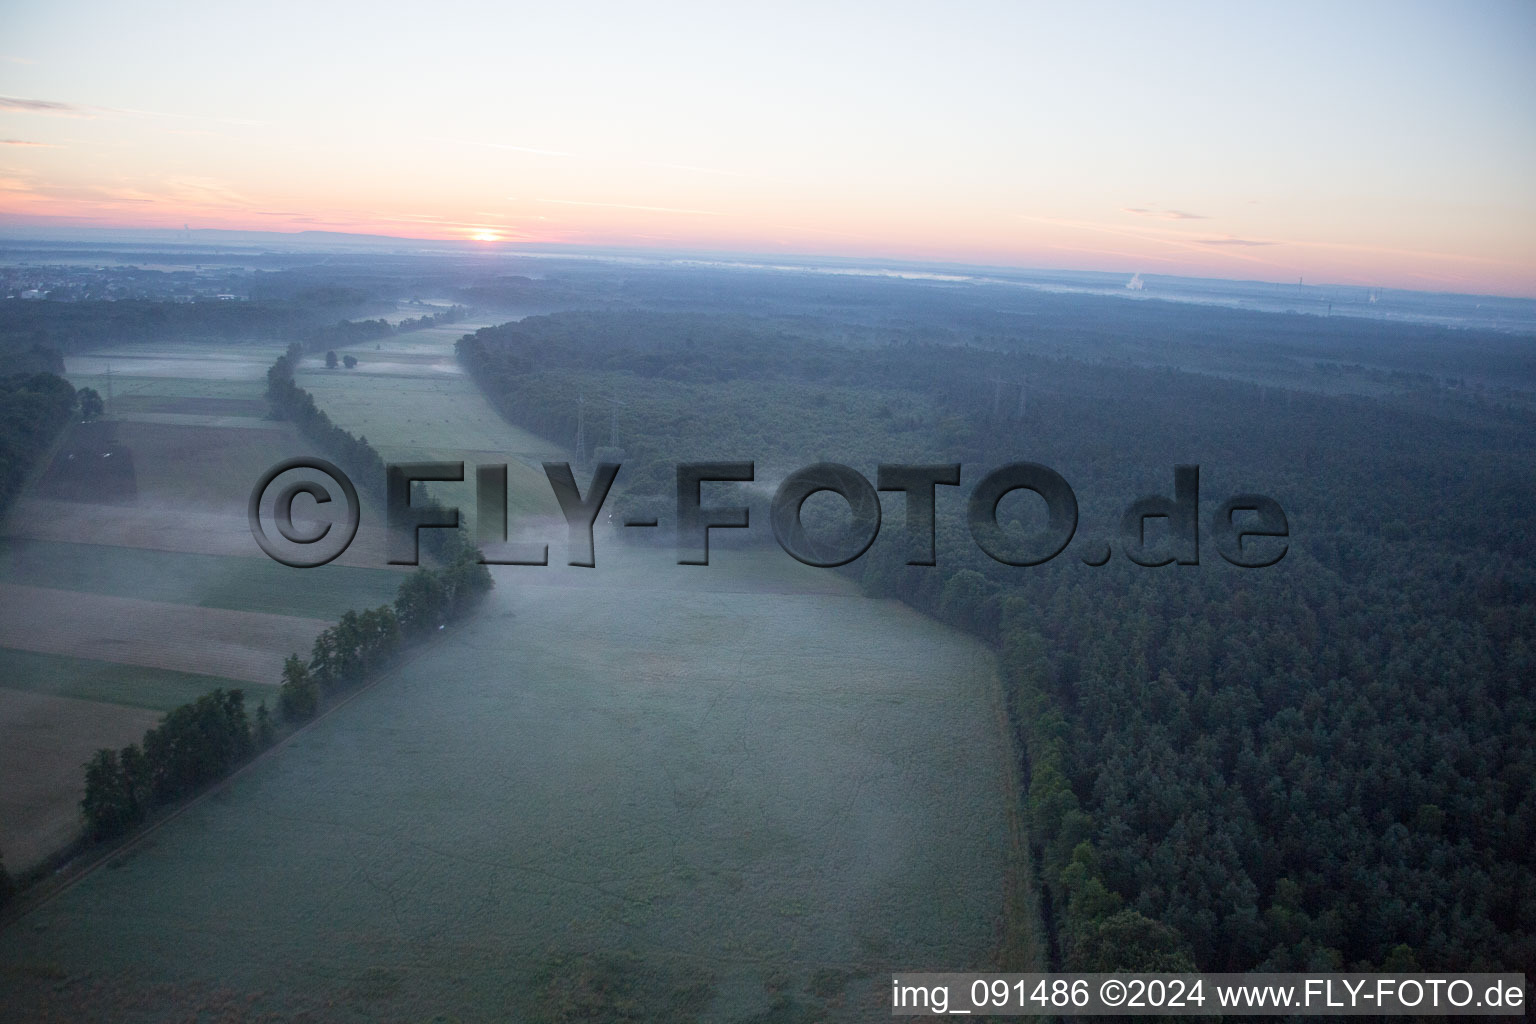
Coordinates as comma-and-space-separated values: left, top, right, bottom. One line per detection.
0, 583, 326, 686
0, 334, 445, 874
0, 647, 248, 712
64, 375, 267, 403
106, 394, 270, 417
0, 539, 403, 620
4, 497, 402, 570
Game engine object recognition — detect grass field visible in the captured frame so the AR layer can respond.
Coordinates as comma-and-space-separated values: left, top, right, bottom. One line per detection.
5, 496, 403, 570
0, 583, 325, 685
106, 394, 270, 417
66, 345, 283, 381
0, 648, 249, 711
295, 323, 563, 525
0, 539, 402, 620
64, 375, 268, 403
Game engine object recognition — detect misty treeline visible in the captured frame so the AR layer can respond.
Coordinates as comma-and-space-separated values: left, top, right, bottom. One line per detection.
263, 343, 465, 562
79, 554, 493, 845
266, 342, 386, 480
81, 690, 255, 842
278, 555, 494, 722
0, 291, 465, 361
458, 309, 1535, 973
0, 371, 77, 516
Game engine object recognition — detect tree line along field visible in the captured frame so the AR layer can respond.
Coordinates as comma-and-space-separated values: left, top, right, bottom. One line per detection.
0, 533, 1021, 1023
0, 311, 1030, 1022
0, 340, 409, 876
291, 319, 562, 528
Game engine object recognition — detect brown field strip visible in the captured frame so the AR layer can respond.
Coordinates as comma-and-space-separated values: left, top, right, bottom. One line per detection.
0, 584, 327, 685
0, 690, 162, 872
3, 498, 400, 569
114, 412, 280, 430
108, 395, 270, 417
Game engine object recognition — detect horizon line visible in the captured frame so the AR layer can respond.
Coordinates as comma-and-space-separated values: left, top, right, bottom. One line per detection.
2, 220, 1535, 307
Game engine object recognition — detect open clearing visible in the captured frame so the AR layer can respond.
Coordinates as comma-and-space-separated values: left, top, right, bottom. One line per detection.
0, 690, 162, 874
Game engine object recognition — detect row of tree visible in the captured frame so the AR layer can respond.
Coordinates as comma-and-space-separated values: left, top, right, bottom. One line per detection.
279, 554, 493, 721
294, 305, 466, 356
265, 342, 386, 485
74, 346, 494, 855
80, 690, 257, 842
265, 343, 468, 563
78, 501, 493, 849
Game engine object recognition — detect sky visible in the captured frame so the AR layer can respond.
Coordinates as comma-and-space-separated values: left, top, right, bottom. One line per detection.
1, 0, 1534, 296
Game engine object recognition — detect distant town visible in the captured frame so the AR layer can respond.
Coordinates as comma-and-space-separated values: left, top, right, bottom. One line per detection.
1, 262, 249, 303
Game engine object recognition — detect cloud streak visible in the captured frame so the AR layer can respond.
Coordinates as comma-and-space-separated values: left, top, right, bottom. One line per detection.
1, 139, 58, 147
427, 136, 570, 157
0, 96, 89, 117
534, 198, 723, 216
0, 95, 263, 126
1122, 206, 1207, 220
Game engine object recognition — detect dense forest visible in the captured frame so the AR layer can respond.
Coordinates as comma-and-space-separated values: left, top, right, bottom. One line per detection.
0, 371, 77, 518
459, 307, 1536, 974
